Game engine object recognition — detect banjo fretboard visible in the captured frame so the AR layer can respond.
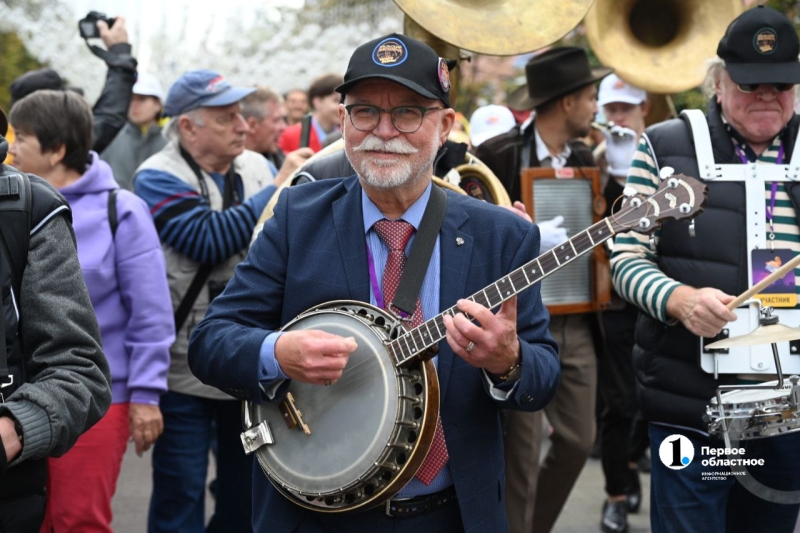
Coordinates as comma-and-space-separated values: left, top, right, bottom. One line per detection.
388, 218, 616, 366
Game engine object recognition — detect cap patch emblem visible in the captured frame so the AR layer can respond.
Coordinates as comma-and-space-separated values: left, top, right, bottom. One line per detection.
205, 75, 229, 93
438, 58, 451, 93
613, 79, 626, 90
373, 38, 407, 67
754, 28, 778, 54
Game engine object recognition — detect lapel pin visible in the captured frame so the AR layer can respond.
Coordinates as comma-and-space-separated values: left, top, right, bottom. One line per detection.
456, 237, 464, 246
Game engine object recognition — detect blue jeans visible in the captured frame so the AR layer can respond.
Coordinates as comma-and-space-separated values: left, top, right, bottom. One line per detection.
148, 391, 253, 533
649, 423, 800, 533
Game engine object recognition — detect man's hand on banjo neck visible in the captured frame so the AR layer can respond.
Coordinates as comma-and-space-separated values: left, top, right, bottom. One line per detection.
275, 330, 358, 386
443, 296, 521, 377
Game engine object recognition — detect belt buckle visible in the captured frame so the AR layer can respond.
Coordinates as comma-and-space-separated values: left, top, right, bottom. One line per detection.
385, 497, 414, 518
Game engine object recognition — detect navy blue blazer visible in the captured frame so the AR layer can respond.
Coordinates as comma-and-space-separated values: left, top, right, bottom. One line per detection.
189, 177, 560, 532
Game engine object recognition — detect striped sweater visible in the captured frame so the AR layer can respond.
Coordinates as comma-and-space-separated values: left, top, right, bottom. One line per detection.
610, 134, 799, 322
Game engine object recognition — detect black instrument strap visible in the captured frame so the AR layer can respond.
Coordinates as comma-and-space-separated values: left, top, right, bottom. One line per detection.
390, 185, 448, 317
299, 114, 312, 149
174, 147, 238, 332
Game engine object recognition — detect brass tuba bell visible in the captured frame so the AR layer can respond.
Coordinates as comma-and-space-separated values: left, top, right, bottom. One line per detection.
394, 0, 596, 56
585, 0, 741, 94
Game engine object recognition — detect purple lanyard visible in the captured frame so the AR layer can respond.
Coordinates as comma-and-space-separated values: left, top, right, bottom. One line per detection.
366, 241, 415, 319
365, 243, 385, 310
734, 142, 785, 246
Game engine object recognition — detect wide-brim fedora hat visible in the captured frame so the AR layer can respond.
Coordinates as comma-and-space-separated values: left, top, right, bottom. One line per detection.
508, 47, 612, 111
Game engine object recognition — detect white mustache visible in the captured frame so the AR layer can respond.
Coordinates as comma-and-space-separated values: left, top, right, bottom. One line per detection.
352, 135, 418, 155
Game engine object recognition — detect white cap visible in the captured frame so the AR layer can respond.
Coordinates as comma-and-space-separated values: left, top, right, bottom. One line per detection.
132, 72, 165, 101
597, 74, 647, 107
469, 105, 515, 147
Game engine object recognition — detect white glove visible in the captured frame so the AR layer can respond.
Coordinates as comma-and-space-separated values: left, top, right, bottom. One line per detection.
537, 215, 568, 252
602, 125, 639, 178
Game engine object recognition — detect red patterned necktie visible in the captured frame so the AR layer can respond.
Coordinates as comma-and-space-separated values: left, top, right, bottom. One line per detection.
373, 219, 449, 485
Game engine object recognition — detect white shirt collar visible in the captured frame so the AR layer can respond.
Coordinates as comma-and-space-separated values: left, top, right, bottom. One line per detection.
534, 123, 571, 169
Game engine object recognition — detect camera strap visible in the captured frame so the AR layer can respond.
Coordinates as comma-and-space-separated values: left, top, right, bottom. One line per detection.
84, 41, 115, 63
173, 149, 237, 333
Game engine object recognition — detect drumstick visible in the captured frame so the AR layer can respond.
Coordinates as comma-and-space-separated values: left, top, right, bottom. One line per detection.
727, 253, 800, 310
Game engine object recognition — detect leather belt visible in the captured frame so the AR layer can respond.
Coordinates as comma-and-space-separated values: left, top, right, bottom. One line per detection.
385, 486, 457, 519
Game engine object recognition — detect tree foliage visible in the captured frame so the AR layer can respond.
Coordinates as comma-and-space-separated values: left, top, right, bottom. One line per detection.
0, 1, 106, 104
0, 32, 41, 112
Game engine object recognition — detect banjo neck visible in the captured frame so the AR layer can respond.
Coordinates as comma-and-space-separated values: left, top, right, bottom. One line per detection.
387, 172, 707, 367
388, 218, 617, 367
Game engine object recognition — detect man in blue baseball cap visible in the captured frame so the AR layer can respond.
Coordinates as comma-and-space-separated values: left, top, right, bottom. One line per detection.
132, 69, 283, 532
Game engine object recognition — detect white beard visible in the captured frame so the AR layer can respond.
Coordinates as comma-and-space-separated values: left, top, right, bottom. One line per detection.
345, 126, 440, 190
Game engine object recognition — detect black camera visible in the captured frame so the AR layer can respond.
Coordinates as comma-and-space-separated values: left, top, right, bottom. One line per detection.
78, 11, 116, 39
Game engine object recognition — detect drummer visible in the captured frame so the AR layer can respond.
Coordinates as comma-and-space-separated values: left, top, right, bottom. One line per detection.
611, 6, 800, 533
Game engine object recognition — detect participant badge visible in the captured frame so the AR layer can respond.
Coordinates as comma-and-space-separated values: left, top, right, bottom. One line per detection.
752, 249, 797, 307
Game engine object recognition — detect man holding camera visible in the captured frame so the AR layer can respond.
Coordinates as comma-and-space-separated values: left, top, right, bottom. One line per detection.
8, 12, 136, 155
133, 69, 282, 533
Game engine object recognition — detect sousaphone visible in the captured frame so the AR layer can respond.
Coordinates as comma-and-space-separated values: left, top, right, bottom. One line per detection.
584, 0, 741, 121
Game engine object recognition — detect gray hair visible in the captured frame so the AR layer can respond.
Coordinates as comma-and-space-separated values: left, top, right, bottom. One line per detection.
701, 58, 726, 100
162, 108, 206, 142
241, 86, 283, 121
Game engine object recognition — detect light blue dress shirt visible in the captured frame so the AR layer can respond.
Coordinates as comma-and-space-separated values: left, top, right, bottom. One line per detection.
257, 181, 519, 498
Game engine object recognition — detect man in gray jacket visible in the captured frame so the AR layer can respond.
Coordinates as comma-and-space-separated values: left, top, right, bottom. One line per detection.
0, 118, 111, 531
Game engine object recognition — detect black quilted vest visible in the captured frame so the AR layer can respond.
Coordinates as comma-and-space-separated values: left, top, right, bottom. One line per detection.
632, 99, 800, 431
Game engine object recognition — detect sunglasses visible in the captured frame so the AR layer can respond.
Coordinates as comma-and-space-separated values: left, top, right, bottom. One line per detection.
736, 82, 794, 93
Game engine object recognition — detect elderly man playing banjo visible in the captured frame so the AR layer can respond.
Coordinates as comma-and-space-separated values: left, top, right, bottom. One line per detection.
188, 33, 560, 532
611, 6, 800, 533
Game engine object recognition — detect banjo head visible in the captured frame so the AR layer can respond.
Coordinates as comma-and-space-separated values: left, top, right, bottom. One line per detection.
246, 301, 438, 512
706, 379, 800, 440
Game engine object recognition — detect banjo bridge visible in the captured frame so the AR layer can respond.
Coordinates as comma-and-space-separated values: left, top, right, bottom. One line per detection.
280, 392, 312, 435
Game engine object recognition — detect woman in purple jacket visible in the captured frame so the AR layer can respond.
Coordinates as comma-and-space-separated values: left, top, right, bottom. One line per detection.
8, 90, 174, 532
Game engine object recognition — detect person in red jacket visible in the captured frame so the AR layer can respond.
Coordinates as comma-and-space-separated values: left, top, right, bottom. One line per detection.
278, 73, 342, 153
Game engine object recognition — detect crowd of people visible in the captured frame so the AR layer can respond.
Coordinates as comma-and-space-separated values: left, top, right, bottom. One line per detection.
0, 4, 799, 533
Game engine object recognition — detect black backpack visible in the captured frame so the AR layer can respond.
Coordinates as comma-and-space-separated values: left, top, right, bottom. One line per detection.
0, 170, 32, 316
0, 169, 31, 396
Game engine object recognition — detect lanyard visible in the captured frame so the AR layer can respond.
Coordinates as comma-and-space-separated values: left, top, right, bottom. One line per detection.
733, 142, 784, 250
366, 243, 388, 312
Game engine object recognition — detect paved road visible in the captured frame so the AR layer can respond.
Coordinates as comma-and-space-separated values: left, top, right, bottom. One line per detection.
111, 445, 652, 532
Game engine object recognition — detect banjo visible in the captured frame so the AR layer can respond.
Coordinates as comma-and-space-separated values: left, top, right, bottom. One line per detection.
241, 172, 707, 513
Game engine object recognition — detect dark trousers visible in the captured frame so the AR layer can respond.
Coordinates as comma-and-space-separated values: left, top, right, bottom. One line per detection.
291, 499, 464, 532
148, 391, 253, 533
0, 489, 46, 533
599, 305, 647, 496
649, 424, 800, 533
504, 314, 597, 533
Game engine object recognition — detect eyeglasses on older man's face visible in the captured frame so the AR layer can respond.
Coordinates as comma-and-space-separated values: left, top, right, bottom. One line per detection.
344, 104, 445, 133
736, 82, 794, 93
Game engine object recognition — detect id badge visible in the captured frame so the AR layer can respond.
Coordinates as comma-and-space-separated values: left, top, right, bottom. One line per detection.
751, 249, 797, 307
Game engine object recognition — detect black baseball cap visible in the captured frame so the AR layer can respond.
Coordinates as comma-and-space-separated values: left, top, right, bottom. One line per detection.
717, 5, 800, 85
336, 33, 451, 108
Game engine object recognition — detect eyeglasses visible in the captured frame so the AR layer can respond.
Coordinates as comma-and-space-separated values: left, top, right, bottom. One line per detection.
736, 82, 794, 93
344, 104, 445, 133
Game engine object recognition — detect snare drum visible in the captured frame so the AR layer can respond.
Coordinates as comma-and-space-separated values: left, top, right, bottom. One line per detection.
706, 379, 800, 441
